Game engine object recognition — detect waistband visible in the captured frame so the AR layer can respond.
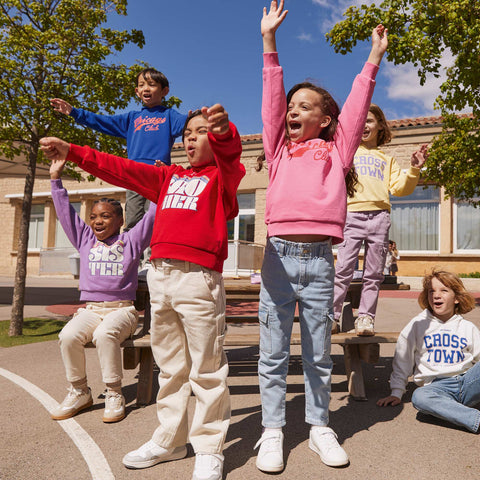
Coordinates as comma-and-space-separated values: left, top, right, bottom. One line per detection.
86, 300, 134, 308
268, 236, 332, 258
151, 258, 208, 273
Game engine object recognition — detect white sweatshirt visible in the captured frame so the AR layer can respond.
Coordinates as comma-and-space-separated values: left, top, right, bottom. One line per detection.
390, 309, 480, 399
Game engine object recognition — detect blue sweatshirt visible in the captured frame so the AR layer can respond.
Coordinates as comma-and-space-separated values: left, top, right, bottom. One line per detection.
70, 105, 187, 166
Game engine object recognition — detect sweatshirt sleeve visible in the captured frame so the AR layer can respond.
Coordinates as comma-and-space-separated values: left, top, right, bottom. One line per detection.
335, 62, 379, 173
389, 158, 421, 196
261, 52, 287, 166
70, 108, 130, 139
208, 122, 246, 221
66, 144, 168, 203
389, 320, 417, 399
50, 179, 92, 250
125, 200, 157, 253
170, 110, 188, 138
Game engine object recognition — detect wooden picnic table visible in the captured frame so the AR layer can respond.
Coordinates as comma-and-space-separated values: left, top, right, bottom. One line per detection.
121, 276, 407, 404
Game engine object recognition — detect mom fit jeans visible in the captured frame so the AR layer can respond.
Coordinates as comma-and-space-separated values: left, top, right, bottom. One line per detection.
258, 237, 335, 428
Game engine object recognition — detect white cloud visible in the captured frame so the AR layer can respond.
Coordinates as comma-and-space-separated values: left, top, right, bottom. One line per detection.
382, 51, 455, 114
297, 32, 314, 42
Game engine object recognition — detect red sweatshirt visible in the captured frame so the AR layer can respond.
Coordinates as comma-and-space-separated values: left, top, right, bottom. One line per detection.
66, 123, 245, 272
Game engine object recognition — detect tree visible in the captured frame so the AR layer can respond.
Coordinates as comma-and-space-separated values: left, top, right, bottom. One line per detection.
326, 0, 480, 204
0, 0, 173, 336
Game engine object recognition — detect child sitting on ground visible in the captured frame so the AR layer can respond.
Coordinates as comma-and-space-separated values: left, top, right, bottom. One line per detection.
40, 103, 245, 480
377, 270, 480, 433
49, 158, 155, 423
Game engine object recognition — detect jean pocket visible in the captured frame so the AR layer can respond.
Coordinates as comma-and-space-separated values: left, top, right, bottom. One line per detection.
258, 307, 272, 354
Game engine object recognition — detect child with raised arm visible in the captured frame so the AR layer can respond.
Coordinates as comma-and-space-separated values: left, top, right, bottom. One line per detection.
49, 158, 155, 423
41, 103, 245, 480
378, 270, 480, 433
255, 0, 387, 472
333, 104, 427, 336
51, 68, 187, 231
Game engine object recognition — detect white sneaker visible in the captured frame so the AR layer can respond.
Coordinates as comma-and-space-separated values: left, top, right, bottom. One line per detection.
122, 440, 187, 469
309, 426, 349, 467
51, 386, 93, 420
103, 391, 125, 423
355, 314, 375, 336
191, 453, 224, 480
254, 430, 284, 472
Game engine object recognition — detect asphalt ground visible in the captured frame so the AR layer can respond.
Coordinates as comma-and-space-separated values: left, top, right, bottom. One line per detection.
1, 276, 480, 480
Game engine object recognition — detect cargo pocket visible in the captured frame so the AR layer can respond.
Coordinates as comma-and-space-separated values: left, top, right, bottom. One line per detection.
258, 307, 272, 354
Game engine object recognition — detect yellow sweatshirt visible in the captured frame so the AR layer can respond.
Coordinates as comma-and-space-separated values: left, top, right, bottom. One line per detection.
348, 144, 421, 212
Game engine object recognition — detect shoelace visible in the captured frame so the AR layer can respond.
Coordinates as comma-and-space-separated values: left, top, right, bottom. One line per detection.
315, 431, 340, 453
254, 433, 282, 452
105, 392, 122, 409
62, 387, 85, 406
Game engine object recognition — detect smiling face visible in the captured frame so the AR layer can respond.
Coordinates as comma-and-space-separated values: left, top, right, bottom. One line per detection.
183, 115, 215, 168
428, 277, 459, 321
135, 73, 169, 108
286, 88, 331, 143
89, 202, 124, 242
361, 111, 381, 148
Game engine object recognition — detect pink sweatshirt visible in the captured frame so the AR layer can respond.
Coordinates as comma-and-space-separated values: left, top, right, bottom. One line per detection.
262, 52, 379, 244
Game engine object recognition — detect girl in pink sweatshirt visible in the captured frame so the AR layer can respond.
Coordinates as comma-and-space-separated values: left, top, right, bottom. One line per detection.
254, 1, 387, 473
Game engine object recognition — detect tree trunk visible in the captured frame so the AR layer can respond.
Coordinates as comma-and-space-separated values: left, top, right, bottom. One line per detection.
9, 144, 38, 336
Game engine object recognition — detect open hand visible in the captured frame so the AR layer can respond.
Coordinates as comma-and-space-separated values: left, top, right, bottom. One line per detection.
411, 144, 428, 168
377, 395, 401, 407
50, 98, 73, 115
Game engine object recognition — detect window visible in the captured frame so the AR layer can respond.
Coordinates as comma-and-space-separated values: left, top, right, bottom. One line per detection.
455, 199, 480, 251
389, 186, 440, 251
227, 193, 255, 243
28, 204, 45, 249
55, 202, 81, 248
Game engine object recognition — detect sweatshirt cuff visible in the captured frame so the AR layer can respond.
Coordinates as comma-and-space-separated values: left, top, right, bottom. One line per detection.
66, 143, 83, 165
361, 62, 380, 80
391, 388, 404, 399
263, 52, 280, 68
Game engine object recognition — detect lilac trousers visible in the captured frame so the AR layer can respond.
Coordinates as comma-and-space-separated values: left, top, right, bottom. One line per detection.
333, 210, 391, 320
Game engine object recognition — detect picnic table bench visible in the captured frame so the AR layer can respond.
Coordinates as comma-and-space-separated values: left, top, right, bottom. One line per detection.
119, 277, 407, 405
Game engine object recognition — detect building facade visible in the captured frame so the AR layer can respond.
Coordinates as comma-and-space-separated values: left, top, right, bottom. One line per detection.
1, 116, 479, 277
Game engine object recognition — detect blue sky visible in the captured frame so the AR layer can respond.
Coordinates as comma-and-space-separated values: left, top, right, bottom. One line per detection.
106, 0, 447, 135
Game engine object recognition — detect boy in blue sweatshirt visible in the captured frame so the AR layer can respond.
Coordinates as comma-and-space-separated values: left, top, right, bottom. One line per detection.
51, 68, 187, 231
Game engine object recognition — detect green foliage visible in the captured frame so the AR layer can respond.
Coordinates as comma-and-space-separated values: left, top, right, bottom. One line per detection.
0, 318, 66, 347
327, 1, 480, 203
459, 272, 480, 278
0, 0, 182, 176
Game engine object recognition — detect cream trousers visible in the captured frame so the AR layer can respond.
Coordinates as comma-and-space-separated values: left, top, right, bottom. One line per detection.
147, 259, 230, 455
58, 301, 138, 384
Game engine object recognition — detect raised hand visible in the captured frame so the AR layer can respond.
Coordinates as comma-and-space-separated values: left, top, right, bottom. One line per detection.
411, 144, 428, 168
49, 158, 68, 180
50, 98, 73, 115
40, 137, 71, 162
368, 24, 388, 66
202, 104, 229, 136
261, 0, 288, 52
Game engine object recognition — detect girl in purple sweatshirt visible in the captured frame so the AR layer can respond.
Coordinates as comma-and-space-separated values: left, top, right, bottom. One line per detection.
49, 158, 155, 423
254, 1, 387, 473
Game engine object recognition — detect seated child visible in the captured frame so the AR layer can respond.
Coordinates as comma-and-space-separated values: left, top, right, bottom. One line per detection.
40, 103, 245, 480
377, 270, 480, 433
49, 158, 155, 423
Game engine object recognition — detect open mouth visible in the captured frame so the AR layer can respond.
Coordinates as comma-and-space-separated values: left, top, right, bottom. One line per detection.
289, 122, 301, 133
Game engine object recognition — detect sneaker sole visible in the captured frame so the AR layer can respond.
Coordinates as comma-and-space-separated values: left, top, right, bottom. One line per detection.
122, 446, 188, 469
309, 439, 349, 467
256, 459, 284, 473
103, 412, 126, 423
51, 399, 93, 420
356, 330, 375, 337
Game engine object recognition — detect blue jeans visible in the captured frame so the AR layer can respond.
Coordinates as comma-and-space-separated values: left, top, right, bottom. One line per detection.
411, 362, 480, 433
258, 237, 334, 428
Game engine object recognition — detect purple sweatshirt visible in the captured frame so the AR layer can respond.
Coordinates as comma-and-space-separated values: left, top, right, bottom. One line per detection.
51, 179, 155, 301
262, 52, 379, 244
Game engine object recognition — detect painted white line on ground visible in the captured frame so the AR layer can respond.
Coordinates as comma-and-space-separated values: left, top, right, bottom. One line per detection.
0, 367, 115, 480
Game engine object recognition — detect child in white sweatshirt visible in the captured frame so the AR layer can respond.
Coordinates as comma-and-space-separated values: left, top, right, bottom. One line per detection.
377, 270, 480, 432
